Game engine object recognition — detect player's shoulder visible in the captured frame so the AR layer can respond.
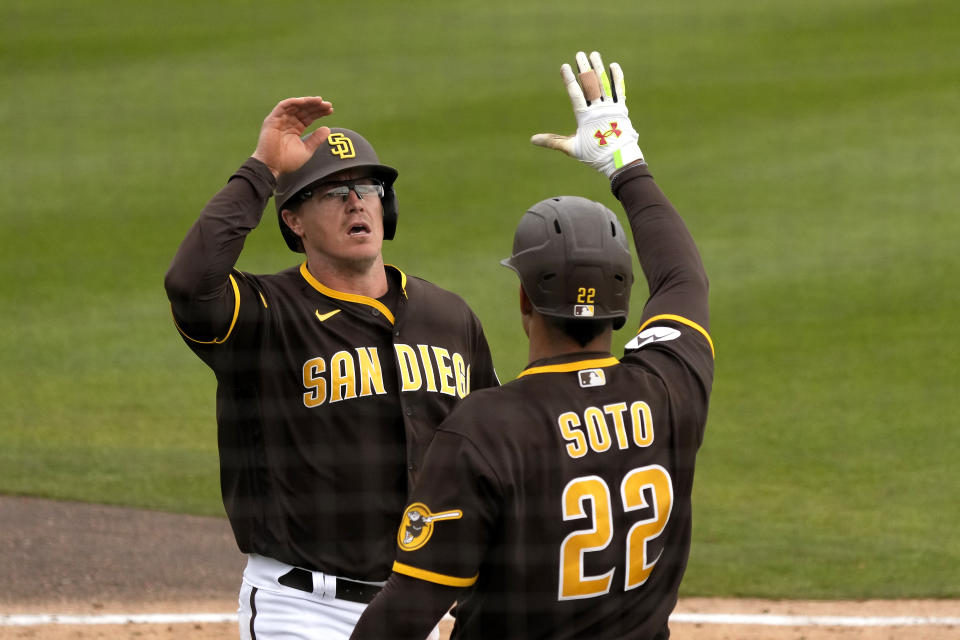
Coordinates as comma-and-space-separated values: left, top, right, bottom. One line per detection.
622, 314, 714, 362
234, 264, 300, 284
440, 383, 529, 436
400, 271, 481, 317
403, 272, 465, 301
618, 314, 715, 397
455, 382, 526, 413
231, 265, 302, 297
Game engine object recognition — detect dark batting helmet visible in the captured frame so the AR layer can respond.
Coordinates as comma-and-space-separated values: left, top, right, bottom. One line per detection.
500, 196, 633, 329
274, 128, 399, 252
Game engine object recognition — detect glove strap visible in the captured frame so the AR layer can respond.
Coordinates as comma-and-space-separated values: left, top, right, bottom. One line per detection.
612, 144, 645, 175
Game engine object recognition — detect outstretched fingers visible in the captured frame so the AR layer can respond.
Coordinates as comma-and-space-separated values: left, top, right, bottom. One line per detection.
575, 52, 602, 104
561, 63, 588, 113
530, 132, 574, 155
253, 96, 335, 177
588, 51, 614, 102
609, 63, 625, 103
302, 126, 332, 153
269, 96, 334, 132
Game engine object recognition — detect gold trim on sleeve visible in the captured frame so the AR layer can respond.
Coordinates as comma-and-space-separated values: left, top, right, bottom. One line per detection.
392, 561, 478, 587
171, 274, 241, 345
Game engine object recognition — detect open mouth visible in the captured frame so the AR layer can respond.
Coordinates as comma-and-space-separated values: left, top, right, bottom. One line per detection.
348, 222, 371, 236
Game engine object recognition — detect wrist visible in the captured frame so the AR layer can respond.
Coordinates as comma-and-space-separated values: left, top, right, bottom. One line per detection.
250, 154, 281, 180
605, 143, 644, 178
238, 157, 280, 193
609, 159, 649, 194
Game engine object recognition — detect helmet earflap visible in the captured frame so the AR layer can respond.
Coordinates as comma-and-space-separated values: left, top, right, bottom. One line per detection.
381, 188, 398, 241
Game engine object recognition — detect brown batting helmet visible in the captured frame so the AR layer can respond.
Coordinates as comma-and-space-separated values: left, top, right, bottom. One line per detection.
275, 128, 399, 251
501, 196, 633, 329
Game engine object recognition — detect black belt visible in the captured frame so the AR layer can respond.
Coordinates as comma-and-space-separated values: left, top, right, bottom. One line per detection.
278, 567, 382, 604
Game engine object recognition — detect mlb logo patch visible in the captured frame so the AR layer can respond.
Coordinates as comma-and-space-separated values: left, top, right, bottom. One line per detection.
578, 369, 606, 388
574, 304, 595, 317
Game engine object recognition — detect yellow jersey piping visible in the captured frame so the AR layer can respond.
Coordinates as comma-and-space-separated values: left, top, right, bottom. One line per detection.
384, 263, 409, 298
392, 561, 478, 588
299, 262, 396, 324
517, 356, 620, 379
172, 274, 241, 345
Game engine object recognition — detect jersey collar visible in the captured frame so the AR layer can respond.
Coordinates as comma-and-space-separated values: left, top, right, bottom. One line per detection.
517, 352, 620, 378
299, 262, 408, 324
384, 264, 408, 298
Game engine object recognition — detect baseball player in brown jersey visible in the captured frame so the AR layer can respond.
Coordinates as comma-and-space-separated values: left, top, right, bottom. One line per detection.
164, 98, 498, 639
349, 51, 713, 639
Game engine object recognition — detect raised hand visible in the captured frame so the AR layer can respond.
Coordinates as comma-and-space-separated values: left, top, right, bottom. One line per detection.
531, 51, 644, 178
252, 97, 335, 178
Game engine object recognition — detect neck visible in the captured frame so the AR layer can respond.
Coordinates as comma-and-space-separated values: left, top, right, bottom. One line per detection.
304, 254, 388, 298
526, 315, 613, 363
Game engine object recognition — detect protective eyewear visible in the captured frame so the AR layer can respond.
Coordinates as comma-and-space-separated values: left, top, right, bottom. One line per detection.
302, 180, 385, 204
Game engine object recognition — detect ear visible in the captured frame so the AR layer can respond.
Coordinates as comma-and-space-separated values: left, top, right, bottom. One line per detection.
519, 285, 533, 337
280, 208, 304, 239
519, 285, 534, 314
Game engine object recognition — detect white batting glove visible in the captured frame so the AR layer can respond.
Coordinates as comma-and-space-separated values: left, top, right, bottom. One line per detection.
531, 51, 644, 178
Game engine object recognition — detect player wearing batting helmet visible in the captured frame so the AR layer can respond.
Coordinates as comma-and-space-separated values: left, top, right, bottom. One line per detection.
164, 97, 498, 640
351, 51, 714, 640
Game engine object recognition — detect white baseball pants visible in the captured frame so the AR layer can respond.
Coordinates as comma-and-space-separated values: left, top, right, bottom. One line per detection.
237, 553, 440, 640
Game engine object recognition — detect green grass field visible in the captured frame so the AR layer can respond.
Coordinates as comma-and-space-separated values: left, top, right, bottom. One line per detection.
2, 0, 958, 599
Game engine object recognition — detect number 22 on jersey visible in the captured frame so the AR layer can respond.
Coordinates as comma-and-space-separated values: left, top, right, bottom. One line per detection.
559, 465, 674, 600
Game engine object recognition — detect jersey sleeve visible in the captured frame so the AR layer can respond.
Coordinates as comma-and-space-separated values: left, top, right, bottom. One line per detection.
349, 573, 461, 640
392, 425, 502, 587
613, 164, 713, 444
164, 158, 276, 346
168, 269, 271, 372
612, 163, 709, 332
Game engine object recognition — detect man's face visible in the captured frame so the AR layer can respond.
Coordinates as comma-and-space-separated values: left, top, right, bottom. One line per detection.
283, 169, 385, 270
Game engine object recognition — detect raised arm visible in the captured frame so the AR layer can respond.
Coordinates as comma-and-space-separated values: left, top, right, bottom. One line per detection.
163, 97, 334, 337
531, 51, 708, 331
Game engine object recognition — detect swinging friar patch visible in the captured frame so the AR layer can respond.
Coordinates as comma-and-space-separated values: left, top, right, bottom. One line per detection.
397, 502, 463, 551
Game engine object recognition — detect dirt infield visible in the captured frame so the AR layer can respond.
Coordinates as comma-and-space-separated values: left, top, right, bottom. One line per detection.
2, 496, 957, 639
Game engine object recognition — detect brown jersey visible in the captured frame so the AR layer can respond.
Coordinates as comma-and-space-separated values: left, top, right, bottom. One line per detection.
385, 164, 713, 639
165, 158, 498, 581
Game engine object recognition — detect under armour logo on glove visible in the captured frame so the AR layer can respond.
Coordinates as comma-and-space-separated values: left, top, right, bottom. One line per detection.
594, 123, 622, 146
